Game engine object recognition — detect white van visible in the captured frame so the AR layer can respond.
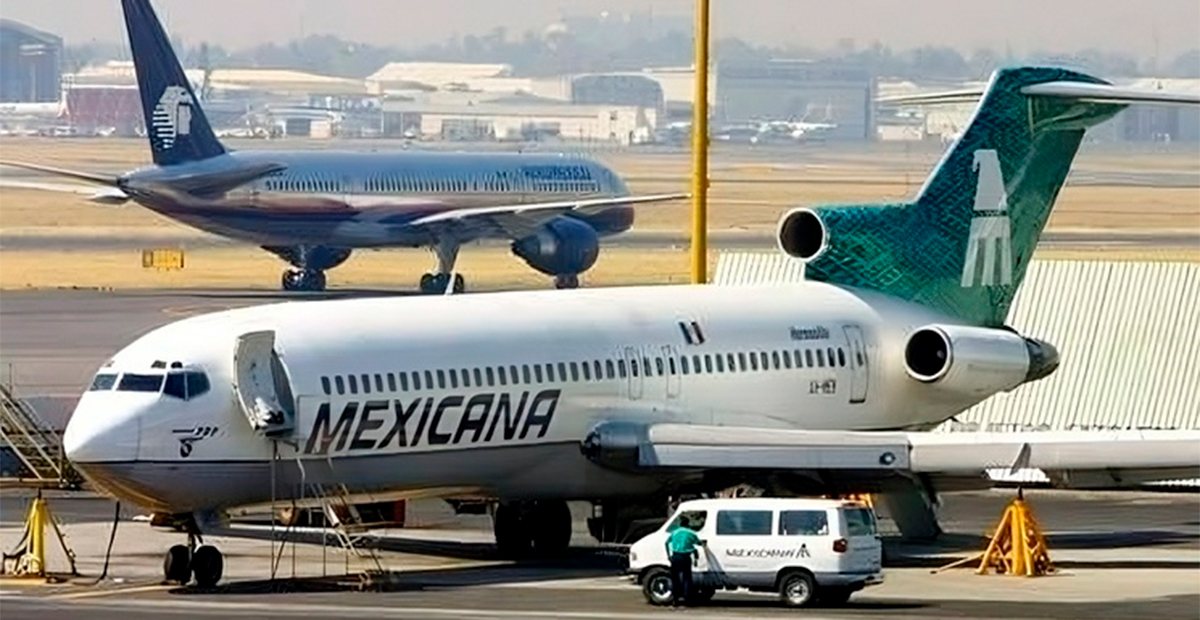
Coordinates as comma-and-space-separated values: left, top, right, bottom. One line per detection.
627, 498, 883, 607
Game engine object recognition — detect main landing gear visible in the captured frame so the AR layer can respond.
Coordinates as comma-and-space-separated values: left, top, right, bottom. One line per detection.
554, 274, 580, 289
282, 268, 327, 292
492, 500, 572, 558
418, 240, 465, 295
419, 273, 465, 294
163, 521, 224, 588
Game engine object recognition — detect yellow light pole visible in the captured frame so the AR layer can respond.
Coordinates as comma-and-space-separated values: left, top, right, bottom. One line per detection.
690, 0, 710, 284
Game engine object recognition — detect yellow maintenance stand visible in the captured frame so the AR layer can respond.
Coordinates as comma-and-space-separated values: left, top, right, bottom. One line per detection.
937, 489, 1054, 577
1, 490, 78, 581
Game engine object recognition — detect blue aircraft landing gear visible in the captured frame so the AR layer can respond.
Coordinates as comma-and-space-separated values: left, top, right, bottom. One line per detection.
282, 268, 326, 292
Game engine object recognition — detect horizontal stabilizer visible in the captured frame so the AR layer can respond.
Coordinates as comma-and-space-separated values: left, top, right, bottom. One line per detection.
1020, 81, 1200, 105
880, 81, 1200, 107
0, 160, 120, 187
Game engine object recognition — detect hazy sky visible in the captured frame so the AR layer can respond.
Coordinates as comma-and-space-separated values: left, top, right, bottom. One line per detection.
3, 0, 1198, 60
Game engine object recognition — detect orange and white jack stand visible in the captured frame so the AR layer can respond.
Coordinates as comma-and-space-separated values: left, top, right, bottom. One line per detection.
935, 489, 1054, 577
1, 490, 78, 580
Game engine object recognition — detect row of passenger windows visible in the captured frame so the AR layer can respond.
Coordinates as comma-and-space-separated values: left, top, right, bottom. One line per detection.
263, 176, 600, 195
320, 346, 854, 396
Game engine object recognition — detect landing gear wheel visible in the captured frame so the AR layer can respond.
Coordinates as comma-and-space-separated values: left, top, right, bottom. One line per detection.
779, 571, 816, 607
493, 503, 531, 557
163, 544, 192, 584
191, 545, 224, 588
282, 268, 326, 292
554, 274, 580, 289
419, 273, 436, 294
641, 567, 674, 606
529, 500, 571, 556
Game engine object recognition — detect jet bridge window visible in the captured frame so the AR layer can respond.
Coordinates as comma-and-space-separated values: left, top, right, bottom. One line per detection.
88, 373, 118, 391
117, 373, 164, 393
164, 370, 211, 400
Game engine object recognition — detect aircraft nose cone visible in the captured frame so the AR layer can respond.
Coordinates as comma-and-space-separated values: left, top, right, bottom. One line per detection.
63, 395, 140, 463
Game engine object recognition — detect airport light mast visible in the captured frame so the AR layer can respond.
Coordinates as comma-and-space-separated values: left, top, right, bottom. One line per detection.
690, 0, 710, 284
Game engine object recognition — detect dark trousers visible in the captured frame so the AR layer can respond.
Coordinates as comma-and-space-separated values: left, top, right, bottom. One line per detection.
669, 552, 693, 605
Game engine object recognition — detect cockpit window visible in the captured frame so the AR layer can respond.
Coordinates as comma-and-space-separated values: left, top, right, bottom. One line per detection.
163, 371, 212, 401
88, 373, 118, 391
117, 373, 164, 392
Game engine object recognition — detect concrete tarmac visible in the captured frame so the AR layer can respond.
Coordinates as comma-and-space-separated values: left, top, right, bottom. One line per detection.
0, 489, 1197, 620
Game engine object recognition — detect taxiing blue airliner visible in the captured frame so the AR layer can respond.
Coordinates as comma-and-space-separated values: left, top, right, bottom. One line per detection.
0, 0, 685, 293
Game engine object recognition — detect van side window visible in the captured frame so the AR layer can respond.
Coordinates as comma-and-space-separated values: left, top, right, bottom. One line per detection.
779, 510, 829, 536
843, 508, 878, 536
716, 510, 773, 536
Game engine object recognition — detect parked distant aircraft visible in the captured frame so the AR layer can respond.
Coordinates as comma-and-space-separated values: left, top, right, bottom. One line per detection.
0, 0, 685, 293
63, 67, 1200, 587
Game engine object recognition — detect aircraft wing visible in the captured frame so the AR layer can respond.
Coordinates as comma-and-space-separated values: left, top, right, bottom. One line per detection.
586, 423, 1200, 489
403, 192, 689, 239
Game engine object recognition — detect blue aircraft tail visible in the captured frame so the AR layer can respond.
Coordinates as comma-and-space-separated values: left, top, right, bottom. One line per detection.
122, 0, 226, 166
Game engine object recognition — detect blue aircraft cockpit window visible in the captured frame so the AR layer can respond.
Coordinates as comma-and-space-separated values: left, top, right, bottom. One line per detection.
117, 373, 165, 393
163, 371, 212, 401
88, 373, 118, 391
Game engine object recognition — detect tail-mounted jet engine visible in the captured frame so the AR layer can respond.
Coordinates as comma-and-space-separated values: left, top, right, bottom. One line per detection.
776, 208, 828, 261
903, 324, 1060, 396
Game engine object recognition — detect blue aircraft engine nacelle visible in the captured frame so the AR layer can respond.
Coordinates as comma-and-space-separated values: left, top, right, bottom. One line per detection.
511, 216, 600, 276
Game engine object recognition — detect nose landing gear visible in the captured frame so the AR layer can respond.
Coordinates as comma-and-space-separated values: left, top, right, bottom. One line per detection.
554, 274, 580, 289
162, 519, 224, 588
419, 273, 465, 294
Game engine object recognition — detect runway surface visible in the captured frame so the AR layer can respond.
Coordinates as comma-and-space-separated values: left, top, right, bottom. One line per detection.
0, 488, 1196, 620
2, 228, 1196, 252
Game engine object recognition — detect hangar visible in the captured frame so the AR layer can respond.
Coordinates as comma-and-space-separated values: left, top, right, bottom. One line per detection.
0, 18, 62, 104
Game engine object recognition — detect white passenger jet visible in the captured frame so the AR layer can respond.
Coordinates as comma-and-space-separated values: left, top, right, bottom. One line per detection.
63, 67, 1200, 587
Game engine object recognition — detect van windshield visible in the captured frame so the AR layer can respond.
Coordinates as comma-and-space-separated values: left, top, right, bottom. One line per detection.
843, 508, 878, 536
667, 510, 707, 531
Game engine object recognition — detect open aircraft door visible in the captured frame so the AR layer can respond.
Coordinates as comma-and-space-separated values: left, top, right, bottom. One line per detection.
233, 330, 297, 438
843, 325, 869, 404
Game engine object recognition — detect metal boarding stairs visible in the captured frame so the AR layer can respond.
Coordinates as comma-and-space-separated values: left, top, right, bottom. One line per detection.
0, 384, 79, 487
309, 480, 385, 579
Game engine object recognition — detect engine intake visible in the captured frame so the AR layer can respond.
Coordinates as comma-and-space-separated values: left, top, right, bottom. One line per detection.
904, 324, 1059, 395
776, 208, 827, 261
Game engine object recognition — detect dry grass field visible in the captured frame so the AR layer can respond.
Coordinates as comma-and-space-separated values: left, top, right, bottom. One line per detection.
0, 136, 1195, 290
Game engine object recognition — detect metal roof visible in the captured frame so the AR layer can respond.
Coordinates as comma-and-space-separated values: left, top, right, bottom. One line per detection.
712, 253, 1200, 431
944, 259, 1200, 432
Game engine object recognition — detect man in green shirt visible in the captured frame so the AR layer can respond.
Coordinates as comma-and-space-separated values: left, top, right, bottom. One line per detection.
665, 516, 706, 606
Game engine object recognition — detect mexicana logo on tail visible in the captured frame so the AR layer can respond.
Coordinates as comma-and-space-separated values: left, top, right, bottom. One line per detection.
151, 85, 194, 150
960, 149, 1013, 288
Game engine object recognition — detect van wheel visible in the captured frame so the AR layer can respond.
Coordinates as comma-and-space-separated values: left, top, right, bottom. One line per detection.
641, 567, 674, 606
819, 586, 853, 606
778, 571, 816, 607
